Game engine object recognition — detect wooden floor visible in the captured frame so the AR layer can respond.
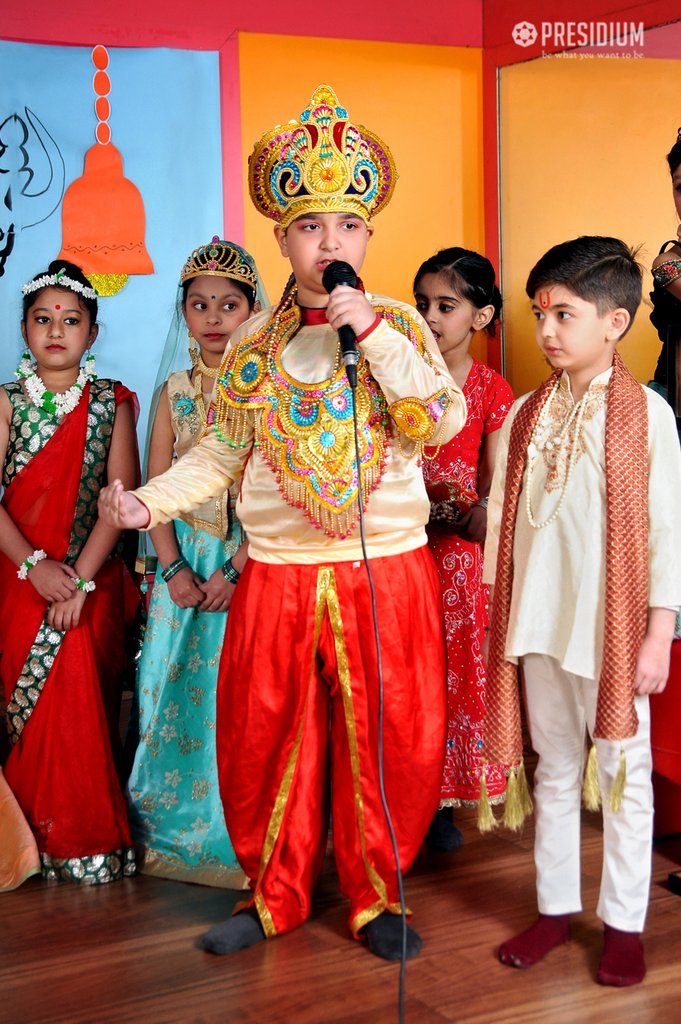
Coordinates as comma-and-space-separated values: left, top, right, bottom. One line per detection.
2, 807, 681, 1024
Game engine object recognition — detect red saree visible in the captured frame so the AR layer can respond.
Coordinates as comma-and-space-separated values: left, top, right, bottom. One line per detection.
0, 380, 138, 883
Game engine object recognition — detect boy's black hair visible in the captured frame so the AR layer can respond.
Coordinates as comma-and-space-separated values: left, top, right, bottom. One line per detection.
413, 246, 502, 337
181, 276, 256, 310
22, 259, 98, 326
526, 236, 642, 335
667, 128, 681, 175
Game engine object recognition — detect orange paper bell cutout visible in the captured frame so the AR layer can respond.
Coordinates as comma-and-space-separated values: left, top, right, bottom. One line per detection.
59, 45, 153, 296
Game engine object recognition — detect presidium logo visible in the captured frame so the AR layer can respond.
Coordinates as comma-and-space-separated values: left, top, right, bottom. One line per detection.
511, 20, 645, 51
512, 22, 538, 47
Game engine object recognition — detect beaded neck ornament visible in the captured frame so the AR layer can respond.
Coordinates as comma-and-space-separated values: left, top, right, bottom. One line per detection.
16, 350, 97, 417
525, 380, 589, 529
249, 85, 397, 229
525, 375, 608, 529
214, 285, 390, 538
180, 237, 259, 291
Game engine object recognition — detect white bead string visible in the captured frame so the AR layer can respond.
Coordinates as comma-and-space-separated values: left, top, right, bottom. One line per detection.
16, 352, 97, 418
525, 381, 590, 530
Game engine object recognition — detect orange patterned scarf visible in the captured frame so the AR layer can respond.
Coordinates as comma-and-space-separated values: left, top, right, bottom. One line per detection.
483, 352, 649, 827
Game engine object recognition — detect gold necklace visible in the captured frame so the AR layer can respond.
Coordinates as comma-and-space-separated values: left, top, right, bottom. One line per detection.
189, 343, 220, 379
188, 340, 221, 427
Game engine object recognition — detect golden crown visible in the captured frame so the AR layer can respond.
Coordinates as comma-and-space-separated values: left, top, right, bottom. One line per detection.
180, 237, 259, 290
249, 85, 397, 229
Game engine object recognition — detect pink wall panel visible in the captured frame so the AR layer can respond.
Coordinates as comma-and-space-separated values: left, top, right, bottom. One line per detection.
3, 2, 482, 49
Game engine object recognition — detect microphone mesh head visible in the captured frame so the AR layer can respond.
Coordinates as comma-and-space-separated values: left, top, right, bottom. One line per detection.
322, 260, 357, 293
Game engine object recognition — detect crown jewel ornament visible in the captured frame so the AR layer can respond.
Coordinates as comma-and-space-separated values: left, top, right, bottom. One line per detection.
248, 85, 397, 229
180, 237, 259, 290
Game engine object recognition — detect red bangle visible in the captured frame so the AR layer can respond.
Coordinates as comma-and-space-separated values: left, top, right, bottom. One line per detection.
137, 498, 152, 529
355, 314, 382, 343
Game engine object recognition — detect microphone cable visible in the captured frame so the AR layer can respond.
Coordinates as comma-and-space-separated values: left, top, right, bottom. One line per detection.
347, 370, 408, 1024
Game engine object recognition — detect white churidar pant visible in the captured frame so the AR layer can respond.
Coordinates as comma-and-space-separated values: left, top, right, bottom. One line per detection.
522, 653, 652, 932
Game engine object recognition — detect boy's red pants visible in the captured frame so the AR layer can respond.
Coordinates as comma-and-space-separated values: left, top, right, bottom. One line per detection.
215, 545, 447, 937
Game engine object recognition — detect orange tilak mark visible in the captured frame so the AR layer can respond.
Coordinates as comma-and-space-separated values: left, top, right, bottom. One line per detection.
539, 290, 551, 309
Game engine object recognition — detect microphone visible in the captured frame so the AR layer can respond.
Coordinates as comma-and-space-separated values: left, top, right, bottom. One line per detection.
322, 260, 359, 389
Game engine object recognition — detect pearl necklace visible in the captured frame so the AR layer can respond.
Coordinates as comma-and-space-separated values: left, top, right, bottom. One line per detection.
525, 380, 589, 529
17, 352, 96, 418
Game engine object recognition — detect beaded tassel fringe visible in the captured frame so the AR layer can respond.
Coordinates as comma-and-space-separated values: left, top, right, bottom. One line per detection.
609, 746, 627, 812
582, 743, 601, 811
476, 768, 498, 832
502, 762, 533, 831
477, 761, 533, 833
581, 742, 627, 813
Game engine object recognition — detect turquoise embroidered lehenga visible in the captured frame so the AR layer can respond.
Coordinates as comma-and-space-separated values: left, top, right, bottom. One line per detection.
126, 370, 247, 888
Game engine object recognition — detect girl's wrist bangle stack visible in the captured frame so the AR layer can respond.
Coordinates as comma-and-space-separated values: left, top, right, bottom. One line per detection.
221, 558, 241, 584
162, 557, 188, 583
73, 577, 96, 593
17, 549, 47, 579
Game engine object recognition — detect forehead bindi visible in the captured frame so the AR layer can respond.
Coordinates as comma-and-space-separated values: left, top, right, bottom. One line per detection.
35, 286, 85, 312
34, 304, 81, 314
188, 286, 242, 302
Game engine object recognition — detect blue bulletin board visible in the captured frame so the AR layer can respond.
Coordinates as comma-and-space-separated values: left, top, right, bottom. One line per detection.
0, 40, 224, 442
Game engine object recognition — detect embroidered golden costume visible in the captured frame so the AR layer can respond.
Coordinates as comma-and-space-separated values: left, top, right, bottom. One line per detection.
138, 290, 464, 562
132, 85, 466, 940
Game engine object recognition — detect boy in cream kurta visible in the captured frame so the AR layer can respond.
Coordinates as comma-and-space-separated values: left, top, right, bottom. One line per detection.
100, 86, 466, 962
483, 236, 681, 987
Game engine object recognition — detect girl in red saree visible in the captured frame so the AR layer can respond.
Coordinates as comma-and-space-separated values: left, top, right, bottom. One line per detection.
0, 260, 139, 887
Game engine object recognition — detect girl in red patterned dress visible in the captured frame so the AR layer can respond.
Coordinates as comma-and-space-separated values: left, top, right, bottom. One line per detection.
414, 247, 513, 850
0, 260, 139, 886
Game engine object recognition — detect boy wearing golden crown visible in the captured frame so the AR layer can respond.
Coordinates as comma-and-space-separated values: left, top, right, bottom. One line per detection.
100, 86, 466, 959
